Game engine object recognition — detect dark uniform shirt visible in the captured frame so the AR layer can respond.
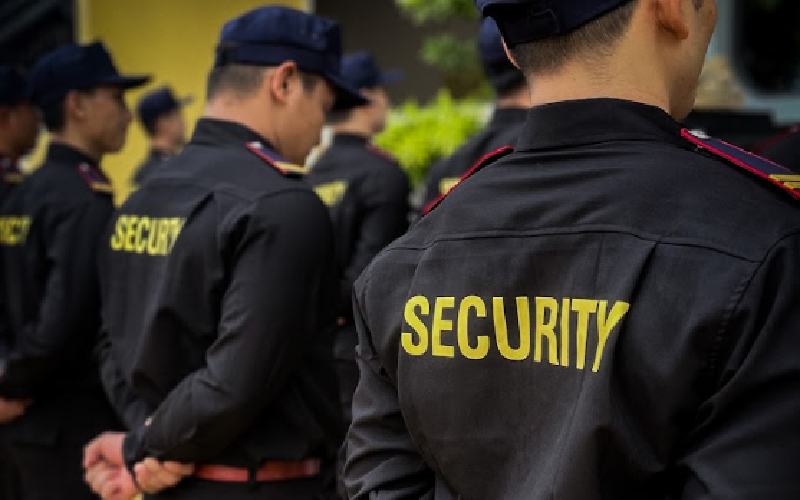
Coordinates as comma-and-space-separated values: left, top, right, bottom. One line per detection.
763, 129, 800, 173
422, 107, 527, 208
97, 119, 341, 471
0, 156, 24, 359
309, 133, 410, 319
0, 143, 117, 442
345, 99, 800, 499
131, 148, 172, 187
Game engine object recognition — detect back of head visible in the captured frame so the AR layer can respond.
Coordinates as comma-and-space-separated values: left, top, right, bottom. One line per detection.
477, 0, 717, 119
204, 6, 368, 164
0, 67, 38, 157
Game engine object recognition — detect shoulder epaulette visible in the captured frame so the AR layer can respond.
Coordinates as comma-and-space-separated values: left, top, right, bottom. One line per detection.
247, 141, 307, 178
422, 145, 514, 216
366, 144, 398, 163
682, 129, 800, 201
77, 163, 113, 194
1, 159, 24, 184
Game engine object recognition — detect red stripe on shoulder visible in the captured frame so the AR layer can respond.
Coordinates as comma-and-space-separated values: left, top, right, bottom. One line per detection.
682, 129, 800, 201
422, 145, 514, 216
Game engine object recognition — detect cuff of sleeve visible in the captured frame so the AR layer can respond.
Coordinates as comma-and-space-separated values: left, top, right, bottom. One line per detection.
123, 425, 149, 476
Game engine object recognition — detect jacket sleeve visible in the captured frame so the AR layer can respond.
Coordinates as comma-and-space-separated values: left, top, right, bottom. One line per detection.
123, 190, 337, 464
0, 198, 111, 398
342, 165, 409, 303
96, 330, 152, 429
676, 232, 800, 498
343, 276, 436, 500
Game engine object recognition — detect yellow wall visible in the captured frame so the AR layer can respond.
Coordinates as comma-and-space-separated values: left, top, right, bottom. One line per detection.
67, 0, 307, 204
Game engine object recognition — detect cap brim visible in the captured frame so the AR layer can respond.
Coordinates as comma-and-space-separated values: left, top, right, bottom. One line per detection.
98, 75, 152, 90
327, 74, 370, 111
378, 69, 403, 86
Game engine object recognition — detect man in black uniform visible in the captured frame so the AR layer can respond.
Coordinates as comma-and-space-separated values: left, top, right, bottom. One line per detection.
422, 17, 528, 208
0, 42, 148, 500
345, 0, 800, 498
309, 51, 409, 434
0, 65, 39, 500
83, 6, 366, 500
763, 127, 800, 172
132, 86, 192, 186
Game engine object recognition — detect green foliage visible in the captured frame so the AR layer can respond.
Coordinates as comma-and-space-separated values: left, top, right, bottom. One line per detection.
375, 90, 485, 187
394, 0, 478, 23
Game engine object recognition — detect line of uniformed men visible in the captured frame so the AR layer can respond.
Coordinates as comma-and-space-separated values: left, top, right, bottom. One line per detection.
0, 4, 536, 499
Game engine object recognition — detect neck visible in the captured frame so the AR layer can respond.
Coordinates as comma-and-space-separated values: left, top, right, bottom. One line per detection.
527, 48, 670, 115
332, 121, 372, 138
150, 135, 176, 154
50, 128, 102, 162
496, 86, 530, 109
204, 96, 274, 144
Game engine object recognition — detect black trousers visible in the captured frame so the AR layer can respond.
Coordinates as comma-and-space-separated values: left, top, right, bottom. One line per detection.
145, 476, 333, 500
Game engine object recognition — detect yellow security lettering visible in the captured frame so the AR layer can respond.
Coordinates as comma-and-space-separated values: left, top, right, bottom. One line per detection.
157, 219, 170, 255
593, 300, 630, 372
534, 297, 558, 364
432, 297, 456, 358
402, 296, 429, 356
136, 217, 150, 253
124, 216, 138, 252
457, 296, 489, 360
572, 299, 598, 370
110, 216, 126, 250
560, 298, 570, 367
494, 297, 531, 361
0, 216, 31, 246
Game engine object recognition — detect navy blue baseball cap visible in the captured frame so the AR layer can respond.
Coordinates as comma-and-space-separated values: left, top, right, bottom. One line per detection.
0, 67, 31, 106
479, 18, 524, 92
137, 86, 192, 128
476, 0, 635, 46
341, 52, 402, 91
215, 6, 368, 110
29, 41, 150, 106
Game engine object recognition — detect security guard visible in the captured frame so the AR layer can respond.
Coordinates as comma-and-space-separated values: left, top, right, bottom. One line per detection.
83, 6, 366, 500
308, 51, 409, 429
0, 42, 148, 500
132, 86, 192, 186
763, 127, 800, 172
0, 66, 39, 500
421, 17, 528, 209
0, 67, 38, 362
345, 0, 800, 498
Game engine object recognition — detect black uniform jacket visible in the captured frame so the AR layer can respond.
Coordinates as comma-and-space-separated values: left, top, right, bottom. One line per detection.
0, 143, 117, 443
345, 99, 800, 499
763, 130, 800, 173
96, 119, 341, 470
422, 107, 527, 208
132, 148, 172, 187
309, 133, 409, 320
0, 156, 24, 359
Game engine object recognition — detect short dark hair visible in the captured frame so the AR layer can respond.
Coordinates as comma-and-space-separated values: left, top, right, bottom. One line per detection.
327, 108, 354, 125
40, 88, 102, 133
492, 71, 527, 98
206, 64, 322, 100
40, 98, 66, 133
509, 0, 639, 75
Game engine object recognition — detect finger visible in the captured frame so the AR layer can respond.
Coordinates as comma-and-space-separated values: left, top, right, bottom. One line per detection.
163, 461, 195, 476
140, 458, 181, 491
83, 437, 104, 468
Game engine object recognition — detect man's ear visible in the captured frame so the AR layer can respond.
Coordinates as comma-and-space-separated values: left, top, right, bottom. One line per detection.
269, 61, 300, 104
653, 0, 691, 40
64, 90, 88, 122
502, 40, 521, 70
